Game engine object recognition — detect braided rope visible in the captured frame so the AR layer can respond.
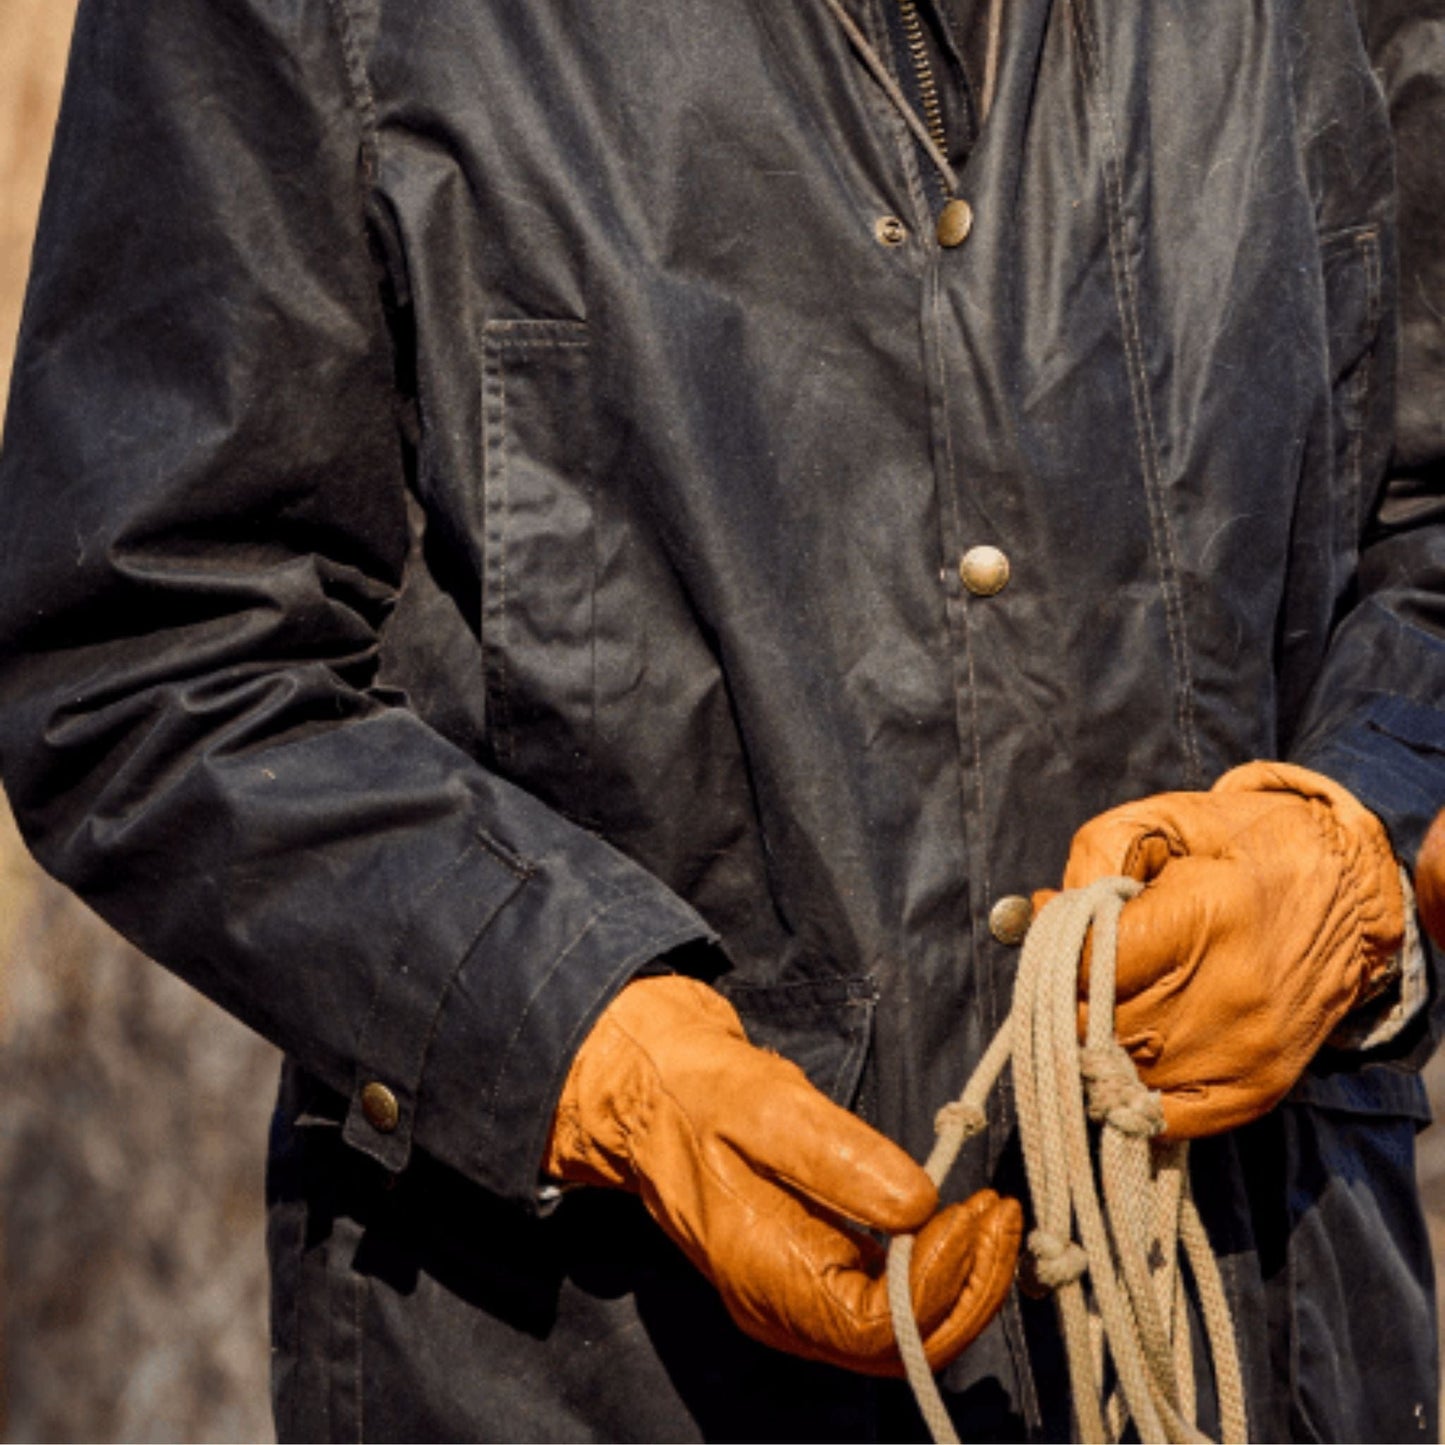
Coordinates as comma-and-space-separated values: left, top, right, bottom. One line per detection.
886, 880, 1248, 1444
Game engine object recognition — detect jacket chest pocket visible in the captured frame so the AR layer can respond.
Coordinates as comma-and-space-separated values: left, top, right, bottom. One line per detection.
479, 318, 599, 823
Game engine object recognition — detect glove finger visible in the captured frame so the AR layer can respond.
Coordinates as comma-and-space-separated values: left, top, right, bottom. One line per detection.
1073, 882, 1183, 1037
1062, 804, 1188, 890
1077, 860, 1230, 1041
905, 1196, 988, 1336
715, 1191, 905, 1370
789, 1191, 1022, 1379
921, 1193, 1024, 1372
1031, 888, 1059, 916
1107, 860, 1226, 1002
762, 1196, 978, 1365
788, 1194, 998, 1348
733, 1069, 938, 1235
1416, 807, 1445, 950
1062, 784, 1282, 890
720, 1190, 1022, 1377
1058, 804, 1196, 1005
1043, 872, 1210, 1007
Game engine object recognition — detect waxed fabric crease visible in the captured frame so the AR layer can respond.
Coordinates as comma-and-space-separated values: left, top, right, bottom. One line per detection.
1, 0, 1444, 1439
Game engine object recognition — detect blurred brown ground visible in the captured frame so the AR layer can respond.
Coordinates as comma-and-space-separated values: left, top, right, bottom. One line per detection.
0, 3, 1442, 1440
2, 9, 277, 1440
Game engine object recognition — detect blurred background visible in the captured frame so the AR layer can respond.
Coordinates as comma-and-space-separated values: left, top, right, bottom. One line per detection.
2, 12, 277, 1440
1, 3, 1443, 1440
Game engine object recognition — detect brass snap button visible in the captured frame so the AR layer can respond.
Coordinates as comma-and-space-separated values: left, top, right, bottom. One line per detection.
361, 1081, 400, 1133
989, 895, 1034, 946
959, 545, 1010, 597
875, 215, 908, 247
936, 198, 974, 248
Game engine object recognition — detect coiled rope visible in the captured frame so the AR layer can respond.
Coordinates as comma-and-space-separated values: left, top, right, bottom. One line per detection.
887, 879, 1248, 1444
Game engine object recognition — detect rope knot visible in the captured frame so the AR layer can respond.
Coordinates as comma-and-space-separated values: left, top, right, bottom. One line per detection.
1079, 1044, 1165, 1138
884, 880, 1246, 1445
1024, 1229, 1089, 1292
933, 1100, 988, 1141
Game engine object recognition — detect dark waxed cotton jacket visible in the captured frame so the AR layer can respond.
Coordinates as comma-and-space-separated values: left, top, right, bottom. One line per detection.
3, 0, 1445, 1438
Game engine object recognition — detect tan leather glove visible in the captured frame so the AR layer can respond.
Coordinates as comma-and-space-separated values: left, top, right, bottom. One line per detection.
1056, 761, 1404, 1139
544, 975, 1022, 1376
1417, 807, 1445, 950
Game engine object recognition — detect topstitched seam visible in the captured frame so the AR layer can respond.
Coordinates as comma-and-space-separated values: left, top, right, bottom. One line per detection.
1067, 0, 1204, 787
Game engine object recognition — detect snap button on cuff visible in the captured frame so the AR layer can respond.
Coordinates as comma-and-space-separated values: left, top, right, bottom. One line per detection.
959, 545, 1010, 596
990, 895, 1034, 945
936, 198, 974, 248
361, 1081, 400, 1133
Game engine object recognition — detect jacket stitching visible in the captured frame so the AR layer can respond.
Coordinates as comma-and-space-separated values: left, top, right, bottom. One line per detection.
1348, 228, 1382, 538
482, 336, 514, 763
1358, 228, 1382, 334
354, 844, 474, 1075
963, 601, 996, 1004
589, 425, 600, 832
323, 0, 380, 180
483, 890, 670, 1133
402, 861, 532, 1121
496, 351, 512, 758
480, 323, 592, 770
485, 318, 589, 344
486, 339, 590, 350
475, 830, 536, 881
1067, 0, 1204, 787
926, 250, 996, 1028
352, 834, 525, 1128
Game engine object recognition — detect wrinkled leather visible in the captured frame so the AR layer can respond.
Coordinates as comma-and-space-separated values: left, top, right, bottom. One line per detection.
1417, 808, 1445, 948
544, 976, 1022, 1376
1060, 763, 1406, 1137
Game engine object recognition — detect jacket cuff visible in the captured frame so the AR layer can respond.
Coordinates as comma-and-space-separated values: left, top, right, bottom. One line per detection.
339, 827, 531, 1173
1290, 693, 1445, 870
340, 817, 716, 1205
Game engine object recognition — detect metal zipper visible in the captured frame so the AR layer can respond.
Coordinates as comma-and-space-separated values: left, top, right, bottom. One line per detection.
895, 0, 948, 158
820, 0, 960, 199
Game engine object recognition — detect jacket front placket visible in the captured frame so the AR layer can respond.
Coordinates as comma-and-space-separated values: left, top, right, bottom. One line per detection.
869, 0, 1063, 1120
891, 0, 1240, 1429
847, 0, 1068, 1430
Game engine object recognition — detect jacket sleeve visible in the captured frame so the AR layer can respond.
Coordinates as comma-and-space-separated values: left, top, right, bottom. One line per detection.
1287, 0, 1445, 880
0, 0, 713, 1206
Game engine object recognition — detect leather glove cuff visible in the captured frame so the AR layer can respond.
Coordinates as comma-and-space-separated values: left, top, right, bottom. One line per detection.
544, 976, 746, 1190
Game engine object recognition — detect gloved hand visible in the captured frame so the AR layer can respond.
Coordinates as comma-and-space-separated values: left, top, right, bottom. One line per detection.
543, 975, 1022, 1376
1054, 761, 1404, 1139
1416, 807, 1445, 950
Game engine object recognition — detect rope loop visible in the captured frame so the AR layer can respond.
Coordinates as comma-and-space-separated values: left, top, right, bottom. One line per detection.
886, 880, 1248, 1445
1079, 1043, 1165, 1138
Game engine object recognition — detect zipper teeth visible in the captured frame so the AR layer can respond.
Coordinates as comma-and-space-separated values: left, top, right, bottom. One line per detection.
895, 0, 948, 158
